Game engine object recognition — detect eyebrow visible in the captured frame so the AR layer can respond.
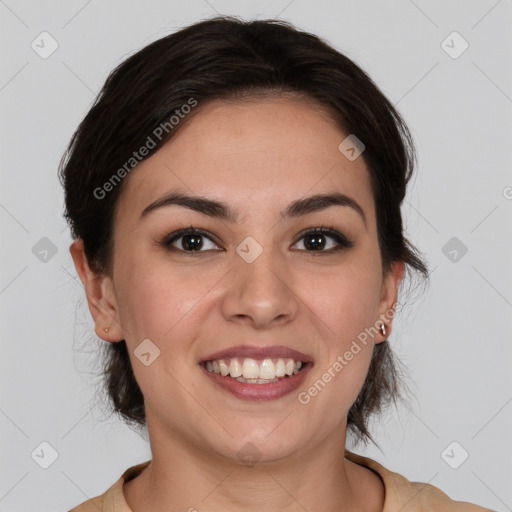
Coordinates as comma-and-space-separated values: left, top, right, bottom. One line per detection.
140, 191, 367, 228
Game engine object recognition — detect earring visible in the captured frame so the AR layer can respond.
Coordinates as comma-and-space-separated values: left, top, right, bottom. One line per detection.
104, 327, 109, 333
379, 323, 387, 336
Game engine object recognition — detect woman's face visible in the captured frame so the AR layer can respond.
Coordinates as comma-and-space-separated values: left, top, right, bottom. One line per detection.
82, 96, 403, 463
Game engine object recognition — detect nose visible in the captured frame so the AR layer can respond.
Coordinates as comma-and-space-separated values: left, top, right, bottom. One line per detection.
220, 244, 299, 329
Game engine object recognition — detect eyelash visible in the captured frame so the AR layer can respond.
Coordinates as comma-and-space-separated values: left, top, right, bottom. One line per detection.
159, 226, 354, 255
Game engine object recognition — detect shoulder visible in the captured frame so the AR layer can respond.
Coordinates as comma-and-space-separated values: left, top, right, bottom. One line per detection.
345, 450, 495, 512
69, 493, 105, 512
68, 461, 151, 512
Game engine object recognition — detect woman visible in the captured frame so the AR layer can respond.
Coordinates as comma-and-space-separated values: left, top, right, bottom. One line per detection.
61, 16, 493, 512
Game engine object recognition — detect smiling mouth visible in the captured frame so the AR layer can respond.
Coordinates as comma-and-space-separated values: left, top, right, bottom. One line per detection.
202, 357, 308, 384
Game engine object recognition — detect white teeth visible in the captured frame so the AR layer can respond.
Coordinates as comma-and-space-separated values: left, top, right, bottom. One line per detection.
205, 357, 305, 382
242, 358, 260, 379
218, 360, 229, 376
229, 359, 242, 378
259, 359, 275, 379
236, 376, 279, 384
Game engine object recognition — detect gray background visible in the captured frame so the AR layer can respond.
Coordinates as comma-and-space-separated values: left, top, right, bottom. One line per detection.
1, 1, 511, 510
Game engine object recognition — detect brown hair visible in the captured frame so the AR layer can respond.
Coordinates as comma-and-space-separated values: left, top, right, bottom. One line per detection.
59, 15, 429, 446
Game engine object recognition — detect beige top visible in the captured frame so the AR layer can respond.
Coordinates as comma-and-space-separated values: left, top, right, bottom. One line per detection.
69, 450, 494, 511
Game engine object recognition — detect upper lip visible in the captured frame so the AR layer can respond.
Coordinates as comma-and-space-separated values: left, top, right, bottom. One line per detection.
200, 345, 313, 363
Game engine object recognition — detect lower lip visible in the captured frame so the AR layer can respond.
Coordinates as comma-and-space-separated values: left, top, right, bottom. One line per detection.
200, 364, 312, 401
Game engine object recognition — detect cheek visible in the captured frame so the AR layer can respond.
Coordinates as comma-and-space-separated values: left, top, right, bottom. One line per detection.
302, 262, 382, 344
298, 261, 381, 402
114, 256, 220, 344
112, 262, 215, 407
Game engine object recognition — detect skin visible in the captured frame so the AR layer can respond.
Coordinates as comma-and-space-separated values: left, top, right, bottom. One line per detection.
71, 95, 404, 512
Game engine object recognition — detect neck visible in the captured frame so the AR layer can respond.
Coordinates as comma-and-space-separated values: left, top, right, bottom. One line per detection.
123, 420, 384, 512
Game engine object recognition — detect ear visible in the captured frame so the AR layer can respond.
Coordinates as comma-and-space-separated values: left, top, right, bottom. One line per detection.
375, 260, 405, 344
69, 239, 123, 342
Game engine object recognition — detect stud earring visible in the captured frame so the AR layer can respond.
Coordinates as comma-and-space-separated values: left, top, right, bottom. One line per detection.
104, 327, 109, 333
379, 323, 387, 336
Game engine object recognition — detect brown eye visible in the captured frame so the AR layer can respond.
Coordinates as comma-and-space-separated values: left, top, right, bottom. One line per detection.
162, 228, 221, 252
293, 228, 354, 253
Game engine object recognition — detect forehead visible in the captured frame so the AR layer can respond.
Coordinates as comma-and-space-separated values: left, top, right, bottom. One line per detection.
115, 96, 374, 225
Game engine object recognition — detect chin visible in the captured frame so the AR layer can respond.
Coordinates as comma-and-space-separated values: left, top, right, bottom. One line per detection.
205, 424, 305, 466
